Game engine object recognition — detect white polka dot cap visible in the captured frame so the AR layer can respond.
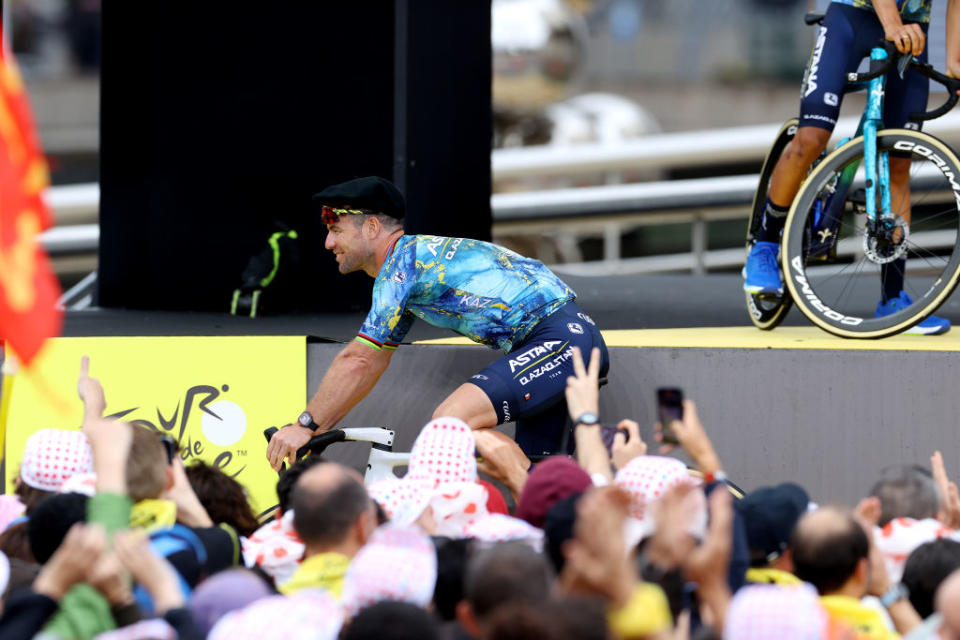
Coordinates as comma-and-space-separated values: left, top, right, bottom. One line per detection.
20, 429, 94, 492
406, 417, 477, 486
367, 476, 433, 527
58, 472, 98, 496
724, 583, 826, 640
208, 590, 342, 640
241, 509, 304, 587
341, 524, 438, 618
463, 513, 545, 548
430, 481, 489, 538
614, 456, 700, 523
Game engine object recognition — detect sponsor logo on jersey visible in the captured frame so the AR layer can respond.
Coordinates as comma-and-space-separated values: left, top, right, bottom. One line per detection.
425, 236, 444, 257
502, 400, 512, 422
567, 322, 584, 334
445, 238, 463, 260
804, 26, 827, 98
519, 346, 574, 386
459, 295, 490, 310
471, 374, 489, 381
508, 340, 563, 373
824, 92, 838, 107
393, 270, 406, 284
576, 312, 596, 326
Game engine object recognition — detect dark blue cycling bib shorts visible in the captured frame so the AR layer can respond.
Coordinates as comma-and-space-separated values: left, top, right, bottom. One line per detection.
800, 3, 929, 133
468, 301, 609, 457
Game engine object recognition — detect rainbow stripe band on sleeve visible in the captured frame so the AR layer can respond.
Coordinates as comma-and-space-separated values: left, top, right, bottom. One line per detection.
355, 333, 400, 351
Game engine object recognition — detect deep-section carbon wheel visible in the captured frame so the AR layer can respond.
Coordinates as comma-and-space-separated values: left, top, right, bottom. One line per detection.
744, 119, 797, 330
782, 129, 960, 338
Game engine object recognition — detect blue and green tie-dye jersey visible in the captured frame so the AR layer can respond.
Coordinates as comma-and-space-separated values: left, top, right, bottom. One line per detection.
831, 0, 931, 23
356, 235, 576, 353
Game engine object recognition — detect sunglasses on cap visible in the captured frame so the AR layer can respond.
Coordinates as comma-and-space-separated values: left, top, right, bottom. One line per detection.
321, 205, 377, 225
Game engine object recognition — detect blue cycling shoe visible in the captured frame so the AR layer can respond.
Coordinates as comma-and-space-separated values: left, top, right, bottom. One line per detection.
743, 241, 784, 295
875, 291, 951, 335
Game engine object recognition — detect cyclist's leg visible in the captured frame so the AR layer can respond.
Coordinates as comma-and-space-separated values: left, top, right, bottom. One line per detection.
762, 5, 863, 235
746, 5, 861, 293
880, 31, 930, 306
431, 383, 498, 429
464, 302, 608, 457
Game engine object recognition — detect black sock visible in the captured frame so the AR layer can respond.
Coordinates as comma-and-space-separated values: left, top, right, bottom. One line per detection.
757, 198, 789, 243
881, 258, 906, 303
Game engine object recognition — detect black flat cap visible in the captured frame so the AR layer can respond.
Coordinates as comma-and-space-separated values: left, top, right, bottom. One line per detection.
737, 482, 810, 561
312, 176, 405, 219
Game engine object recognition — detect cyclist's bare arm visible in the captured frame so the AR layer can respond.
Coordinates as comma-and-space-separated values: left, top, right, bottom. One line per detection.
874, 0, 926, 56
266, 340, 394, 470
948, 0, 960, 81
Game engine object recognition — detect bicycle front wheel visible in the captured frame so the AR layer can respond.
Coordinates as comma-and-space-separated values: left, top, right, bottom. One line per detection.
782, 129, 960, 338
744, 119, 797, 330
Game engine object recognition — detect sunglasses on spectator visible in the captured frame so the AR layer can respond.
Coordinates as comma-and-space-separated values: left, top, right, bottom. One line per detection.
321, 205, 377, 225
158, 434, 178, 465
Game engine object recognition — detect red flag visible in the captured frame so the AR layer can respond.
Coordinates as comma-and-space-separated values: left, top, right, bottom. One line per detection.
0, 34, 62, 365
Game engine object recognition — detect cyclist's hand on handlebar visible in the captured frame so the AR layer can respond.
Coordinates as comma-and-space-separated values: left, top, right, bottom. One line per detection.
266, 424, 313, 471
948, 61, 960, 95
884, 22, 925, 56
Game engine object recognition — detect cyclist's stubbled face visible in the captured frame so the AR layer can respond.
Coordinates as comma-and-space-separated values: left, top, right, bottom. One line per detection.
325, 215, 374, 274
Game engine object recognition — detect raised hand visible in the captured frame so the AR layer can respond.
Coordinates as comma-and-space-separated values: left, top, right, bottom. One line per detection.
114, 530, 185, 614
683, 488, 734, 629
33, 523, 106, 601
77, 355, 106, 419
932, 451, 960, 529
88, 551, 134, 606
611, 419, 646, 470
164, 457, 213, 528
560, 486, 635, 607
474, 428, 530, 501
564, 346, 601, 423
655, 400, 722, 476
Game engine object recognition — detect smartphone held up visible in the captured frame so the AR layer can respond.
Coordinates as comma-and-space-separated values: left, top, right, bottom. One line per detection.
657, 387, 683, 446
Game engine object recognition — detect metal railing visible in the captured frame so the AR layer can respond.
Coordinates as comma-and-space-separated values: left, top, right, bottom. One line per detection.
40, 114, 960, 275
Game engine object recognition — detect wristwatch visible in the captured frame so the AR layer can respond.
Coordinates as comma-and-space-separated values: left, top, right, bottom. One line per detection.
574, 412, 600, 426
880, 583, 909, 608
297, 411, 319, 431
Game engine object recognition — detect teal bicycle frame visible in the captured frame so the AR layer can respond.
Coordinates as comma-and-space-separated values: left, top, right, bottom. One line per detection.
809, 45, 894, 259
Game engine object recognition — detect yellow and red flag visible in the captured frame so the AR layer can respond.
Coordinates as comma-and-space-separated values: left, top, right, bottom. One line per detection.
0, 33, 62, 365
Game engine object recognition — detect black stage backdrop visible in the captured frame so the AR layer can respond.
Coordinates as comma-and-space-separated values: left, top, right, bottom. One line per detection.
99, 2, 491, 312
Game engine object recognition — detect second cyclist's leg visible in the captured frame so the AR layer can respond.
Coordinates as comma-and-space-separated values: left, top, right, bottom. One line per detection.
873, 33, 949, 334
745, 5, 857, 295
744, 128, 832, 295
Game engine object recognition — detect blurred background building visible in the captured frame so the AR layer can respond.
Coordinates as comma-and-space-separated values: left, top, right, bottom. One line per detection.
7, 0, 958, 292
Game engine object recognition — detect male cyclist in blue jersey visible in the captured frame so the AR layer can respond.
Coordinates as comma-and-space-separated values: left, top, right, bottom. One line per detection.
266, 176, 609, 477
743, 0, 960, 335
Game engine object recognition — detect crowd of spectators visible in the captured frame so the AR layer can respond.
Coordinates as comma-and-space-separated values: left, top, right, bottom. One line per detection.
1, 349, 960, 639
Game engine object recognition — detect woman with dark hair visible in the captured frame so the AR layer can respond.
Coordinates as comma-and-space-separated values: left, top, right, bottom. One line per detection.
184, 462, 260, 538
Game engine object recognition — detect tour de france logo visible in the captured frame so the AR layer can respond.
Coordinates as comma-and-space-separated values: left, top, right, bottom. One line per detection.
107, 383, 250, 478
